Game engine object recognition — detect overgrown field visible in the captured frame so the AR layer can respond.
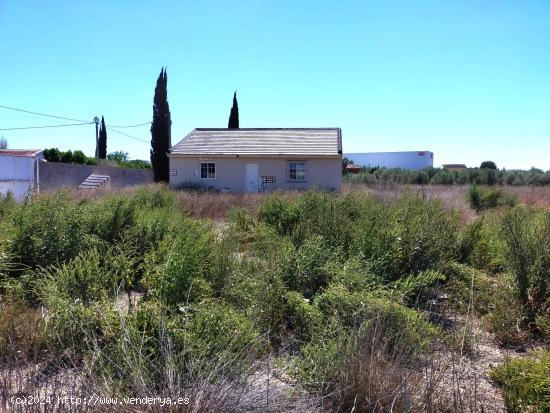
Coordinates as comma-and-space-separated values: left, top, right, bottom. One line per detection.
0, 185, 548, 412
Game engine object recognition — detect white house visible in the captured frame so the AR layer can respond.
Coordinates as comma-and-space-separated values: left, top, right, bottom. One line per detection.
169, 128, 342, 192
0, 149, 44, 200
345, 151, 434, 170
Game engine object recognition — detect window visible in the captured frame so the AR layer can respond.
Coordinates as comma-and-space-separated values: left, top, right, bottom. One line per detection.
287, 161, 307, 182
200, 162, 216, 179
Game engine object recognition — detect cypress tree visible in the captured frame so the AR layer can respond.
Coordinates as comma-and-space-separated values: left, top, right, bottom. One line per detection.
227, 91, 239, 129
98, 116, 107, 159
150, 68, 172, 182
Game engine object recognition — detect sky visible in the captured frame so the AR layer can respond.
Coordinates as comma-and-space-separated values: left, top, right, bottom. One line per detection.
0, 0, 549, 169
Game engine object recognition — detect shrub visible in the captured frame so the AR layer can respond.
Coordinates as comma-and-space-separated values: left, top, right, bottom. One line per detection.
10, 192, 90, 269
482, 277, 524, 346
37, 247, 135, 305
501, 207, 550, 320
295, 299, 438, 411
190, 301, 264, 362
258, 194, 298, 236
467, 185, 516, 212
282, 234, 334, 298
144, 219, 214, 307
284, 291, 322, 341
0, 295, 45, 362
352, 195, 460, 280
0, 191, 16, 221
490, 351, 550, 413
442, 262, 496, 315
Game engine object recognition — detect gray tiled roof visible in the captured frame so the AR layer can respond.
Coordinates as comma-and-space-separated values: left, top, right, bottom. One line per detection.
169, 128, 342, 157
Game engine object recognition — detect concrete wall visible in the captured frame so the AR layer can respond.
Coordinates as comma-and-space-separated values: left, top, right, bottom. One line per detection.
39, 161, 154, 192
0, 154, 40, 200
345, 151, 434, 170
169, 156, 342, 192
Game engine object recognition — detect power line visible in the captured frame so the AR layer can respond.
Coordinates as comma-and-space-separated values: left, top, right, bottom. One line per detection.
0, 104, 150, 130
106, 122, 150, 128
0, 122, 93, 131
0, 104, 88, 123
1, 104, 150, 144
106, 127, 149, 143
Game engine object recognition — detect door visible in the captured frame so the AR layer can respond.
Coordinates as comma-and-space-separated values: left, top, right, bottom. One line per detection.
245, 164, 259, 193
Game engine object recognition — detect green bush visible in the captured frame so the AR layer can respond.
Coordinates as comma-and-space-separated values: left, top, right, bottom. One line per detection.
501, 207, 550, 320
295, 297, 438, 411
144, 219, 214, 307
282, 234, 334, 298
352, 195, 460, 280
0, 191, 16, 221
467, 185, 516, 212
482, 277, 524, 346
491, 351, 550, 413
284, 291, 322, 341
10, 192, 90, 269
189, 301, 264, 361
37, 247, 135, 305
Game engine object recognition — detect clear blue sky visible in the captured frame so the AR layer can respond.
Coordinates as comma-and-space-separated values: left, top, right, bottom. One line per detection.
1, 0, 548, 169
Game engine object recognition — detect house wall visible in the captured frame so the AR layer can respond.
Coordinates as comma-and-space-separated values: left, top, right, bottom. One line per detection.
169, 156, 342, 192
0, 155, 37, 200
345, 151, 434, 170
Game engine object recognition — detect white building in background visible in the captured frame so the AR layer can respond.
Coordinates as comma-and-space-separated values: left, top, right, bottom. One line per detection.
0, 149, 43, 200
345, 151, 434, 170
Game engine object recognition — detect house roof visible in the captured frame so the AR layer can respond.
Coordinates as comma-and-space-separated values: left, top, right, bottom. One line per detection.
169, 128, 342, 157
0, 149, 43, 157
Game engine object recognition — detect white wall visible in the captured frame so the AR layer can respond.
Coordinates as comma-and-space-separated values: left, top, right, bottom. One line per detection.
169, 156, 342, 192
0, 155, 38, 200
345, 151, 433, 170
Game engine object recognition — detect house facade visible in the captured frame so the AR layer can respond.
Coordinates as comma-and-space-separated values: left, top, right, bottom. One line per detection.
169, 128, 342, 192
0, 149, 43, 200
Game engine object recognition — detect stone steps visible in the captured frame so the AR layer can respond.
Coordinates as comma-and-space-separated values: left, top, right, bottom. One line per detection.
78, 174, 110, 190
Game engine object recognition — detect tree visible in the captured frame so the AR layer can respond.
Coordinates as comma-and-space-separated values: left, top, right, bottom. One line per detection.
150, 68, 172, 182
43, 148, 61, 162
61, 150, 73, 163
98, 116, 107, 159
227, 91, 239, 129
107, 151, 129, 163
72, 150, 86, 164
0, 136, 7, 149
480, 161, 497, 170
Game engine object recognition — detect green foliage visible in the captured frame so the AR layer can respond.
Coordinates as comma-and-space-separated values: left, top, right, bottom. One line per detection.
282, 234, 334, 298
482, 277, 524, 346
442, 262, 495, 315
227, 91, 239, 129
150, 68, 171, 182
144, 219, 214, 307
344, 167, 550, 187
98, 116, 107, 159
10, 192, 90, 269
189, 301, 262, 360
467, 185, 516, 212
43, 147, 91, 164
284, 291, 322, 341
491, 351, 550, 413
0, 191, 16, 221
480, 161, 497, 170
107, 151, 151, 169
501, 207, 550, 321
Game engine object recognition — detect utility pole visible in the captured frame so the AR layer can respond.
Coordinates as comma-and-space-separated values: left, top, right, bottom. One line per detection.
94, 116, 100, 163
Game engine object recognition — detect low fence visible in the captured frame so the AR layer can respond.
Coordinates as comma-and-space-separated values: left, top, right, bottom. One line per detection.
39, 161, 154, 192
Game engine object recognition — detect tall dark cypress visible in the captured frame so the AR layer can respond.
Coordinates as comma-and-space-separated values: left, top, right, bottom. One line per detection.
150, 68, 172, 182
227, 91, 239, 129
98, 116, 107, 159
